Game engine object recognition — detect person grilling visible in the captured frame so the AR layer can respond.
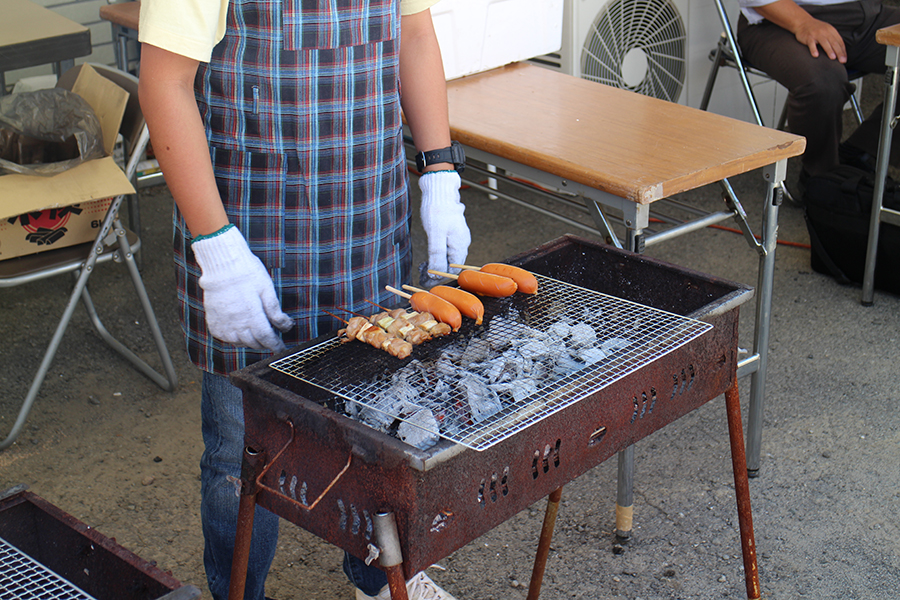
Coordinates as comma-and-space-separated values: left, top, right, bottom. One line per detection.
137, 0, 470, 597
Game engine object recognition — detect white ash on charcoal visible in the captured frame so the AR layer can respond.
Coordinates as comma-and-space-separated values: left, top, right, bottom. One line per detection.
343, 312, 635, 451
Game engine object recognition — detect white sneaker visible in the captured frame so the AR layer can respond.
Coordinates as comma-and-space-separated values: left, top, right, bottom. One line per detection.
355, 571, 458, 600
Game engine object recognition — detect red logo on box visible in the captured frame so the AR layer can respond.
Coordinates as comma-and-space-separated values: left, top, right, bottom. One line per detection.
7, 205, 84, 246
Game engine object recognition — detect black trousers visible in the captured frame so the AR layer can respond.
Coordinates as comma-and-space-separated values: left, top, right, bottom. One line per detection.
738, 0, 900, 176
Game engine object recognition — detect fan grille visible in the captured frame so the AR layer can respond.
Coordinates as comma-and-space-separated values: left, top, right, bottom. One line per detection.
581, 0, 686, 102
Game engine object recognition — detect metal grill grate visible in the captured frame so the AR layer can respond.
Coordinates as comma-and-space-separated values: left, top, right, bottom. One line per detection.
0, 536, 95, 600
271, 273, 711, 451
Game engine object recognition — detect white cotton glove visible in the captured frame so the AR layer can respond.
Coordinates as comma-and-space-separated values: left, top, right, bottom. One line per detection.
191, 225, 293, 352
419, 170, 471, 279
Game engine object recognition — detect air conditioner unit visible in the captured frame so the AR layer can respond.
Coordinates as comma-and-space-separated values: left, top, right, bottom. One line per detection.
530, 0, 789, 126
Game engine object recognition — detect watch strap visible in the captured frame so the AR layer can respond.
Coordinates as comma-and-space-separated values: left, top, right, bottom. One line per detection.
416, 140, 465, 173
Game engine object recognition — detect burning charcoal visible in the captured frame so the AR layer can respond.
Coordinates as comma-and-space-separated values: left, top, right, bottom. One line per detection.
460, 337, 493, 367
547, 320, 572, 340
553, 354, 585, 376
569, 322, 597, 347
460, 374, 502, 422
398, 408, 440, 450
490, 378, 539, 403
578, 347, 608, 365
601, 337, 632, 354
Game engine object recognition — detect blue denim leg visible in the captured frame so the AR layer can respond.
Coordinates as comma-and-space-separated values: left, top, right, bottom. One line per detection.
201, 371, 279, 600
343, 552, 389, 596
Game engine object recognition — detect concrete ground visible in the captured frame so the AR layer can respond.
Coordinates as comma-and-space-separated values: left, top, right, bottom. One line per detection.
1, 74, 899, 599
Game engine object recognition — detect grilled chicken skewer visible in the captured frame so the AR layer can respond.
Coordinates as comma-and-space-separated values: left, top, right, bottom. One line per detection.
323, 310, 413, 359
344, 308, 433, 345
364, 299, 453, 338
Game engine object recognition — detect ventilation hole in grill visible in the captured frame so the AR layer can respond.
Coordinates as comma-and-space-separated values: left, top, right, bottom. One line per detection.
478, 479, 486, 505
687, 364, 695, 390
300, 481, 308, 505
289, 476, 298, 501
365, 510, 373, 539
671, 373, 679, 399
351, 504, 361, 535
553, 439, 561, 468
639, 391, 649, 419
589, 425, 608, 446
679, 368, 688, 394
501, 466, 510, 497
338, 499, 347, 531
490, 473, 499, 502
542, 444, 551, 474
631, 395, 639, 423
649, 387, 658, 413
532, 450, 540, 480
278, 470, 287, 489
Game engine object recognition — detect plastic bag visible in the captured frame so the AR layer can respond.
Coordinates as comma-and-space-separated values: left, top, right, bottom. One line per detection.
0, 88, 105, 177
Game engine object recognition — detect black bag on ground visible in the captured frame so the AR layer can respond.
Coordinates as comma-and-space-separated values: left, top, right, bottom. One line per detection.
803, 165, 900, 295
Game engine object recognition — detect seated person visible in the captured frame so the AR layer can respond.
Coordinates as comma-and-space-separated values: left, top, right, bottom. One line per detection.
737, 0, 900, 180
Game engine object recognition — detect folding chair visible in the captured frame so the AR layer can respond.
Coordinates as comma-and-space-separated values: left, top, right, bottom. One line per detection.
0, 64, 177, 451
700, 0, 864, 130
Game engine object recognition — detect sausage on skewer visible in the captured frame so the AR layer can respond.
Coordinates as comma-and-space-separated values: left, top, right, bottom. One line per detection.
450, 262, 538, 294
385, 286, 462, 332
428, 269, 518, 298
403, 284, 484, 325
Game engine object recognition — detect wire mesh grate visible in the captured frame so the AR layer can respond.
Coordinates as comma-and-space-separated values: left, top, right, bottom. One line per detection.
271, 273, 711, 451
0, 536, 96, 600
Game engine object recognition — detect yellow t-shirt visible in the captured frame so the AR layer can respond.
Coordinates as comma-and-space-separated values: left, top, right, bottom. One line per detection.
139, 0, 439, 62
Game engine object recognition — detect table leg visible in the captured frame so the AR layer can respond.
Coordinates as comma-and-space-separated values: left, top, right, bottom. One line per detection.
862, 45, 900, 306
745, 161, 784, 476
527, 487, 564, 600
725, 380, 761, 600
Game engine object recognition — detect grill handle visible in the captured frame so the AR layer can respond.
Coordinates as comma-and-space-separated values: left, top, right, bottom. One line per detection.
253, 418, 353, 512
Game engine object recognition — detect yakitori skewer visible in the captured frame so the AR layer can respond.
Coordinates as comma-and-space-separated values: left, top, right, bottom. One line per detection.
427, 268, 518, 298
402, 284, 484, 325
385, 285, 462, 332
345, 308, 432, 345
449, 262, 539, 294
323, 309, 412, 359
363, 299, 451, 338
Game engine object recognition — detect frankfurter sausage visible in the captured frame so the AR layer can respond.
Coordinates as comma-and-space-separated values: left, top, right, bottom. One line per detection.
457, 270, 517, 298
409, 292, 462, 331
479, 264, 538, 294
403, 284, 484, 325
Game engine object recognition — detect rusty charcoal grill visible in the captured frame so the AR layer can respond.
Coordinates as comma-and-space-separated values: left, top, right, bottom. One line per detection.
231, 235, 754, 590
270, 274, 712, 451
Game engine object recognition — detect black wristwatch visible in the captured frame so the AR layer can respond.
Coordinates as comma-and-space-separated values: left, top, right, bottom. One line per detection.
415, 140, 465, 174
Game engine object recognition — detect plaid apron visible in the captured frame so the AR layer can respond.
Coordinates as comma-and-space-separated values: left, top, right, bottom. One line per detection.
174, 0, 412, 374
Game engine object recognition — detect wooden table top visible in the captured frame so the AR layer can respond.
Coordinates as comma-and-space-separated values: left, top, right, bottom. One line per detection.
0, 0, 91, 72
876, 23, 900, 47
446, 63, 806, 204
99, 1, 141, 32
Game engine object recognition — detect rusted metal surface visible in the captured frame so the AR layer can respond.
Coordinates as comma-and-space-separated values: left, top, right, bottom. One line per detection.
232, 235, 753, 578
0, 489, 194, 600
527, 486, 563, 600
725, 381, 761, 600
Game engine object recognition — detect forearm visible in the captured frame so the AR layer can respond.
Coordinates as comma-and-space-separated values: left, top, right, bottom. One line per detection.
138, 43, 229, 237
753, 0, 816, 33
400, 9, 453, 172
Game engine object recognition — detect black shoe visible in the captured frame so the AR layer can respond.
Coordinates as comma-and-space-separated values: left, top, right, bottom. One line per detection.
839, 142, 877, 173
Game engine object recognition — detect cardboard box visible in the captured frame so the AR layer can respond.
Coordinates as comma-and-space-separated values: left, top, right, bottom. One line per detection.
0, 64, 134, 260
431, 0, 564, 80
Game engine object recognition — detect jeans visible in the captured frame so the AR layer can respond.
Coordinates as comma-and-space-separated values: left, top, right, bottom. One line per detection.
201, 371, 387, 599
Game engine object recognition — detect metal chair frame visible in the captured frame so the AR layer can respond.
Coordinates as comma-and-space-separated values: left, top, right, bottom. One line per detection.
0, 64, 177, 450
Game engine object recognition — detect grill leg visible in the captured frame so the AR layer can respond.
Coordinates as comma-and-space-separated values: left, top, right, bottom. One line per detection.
374, 512, 410, 600
725, 380, 761, 600
527, 486, 563, 600
228, 446, 266, 600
